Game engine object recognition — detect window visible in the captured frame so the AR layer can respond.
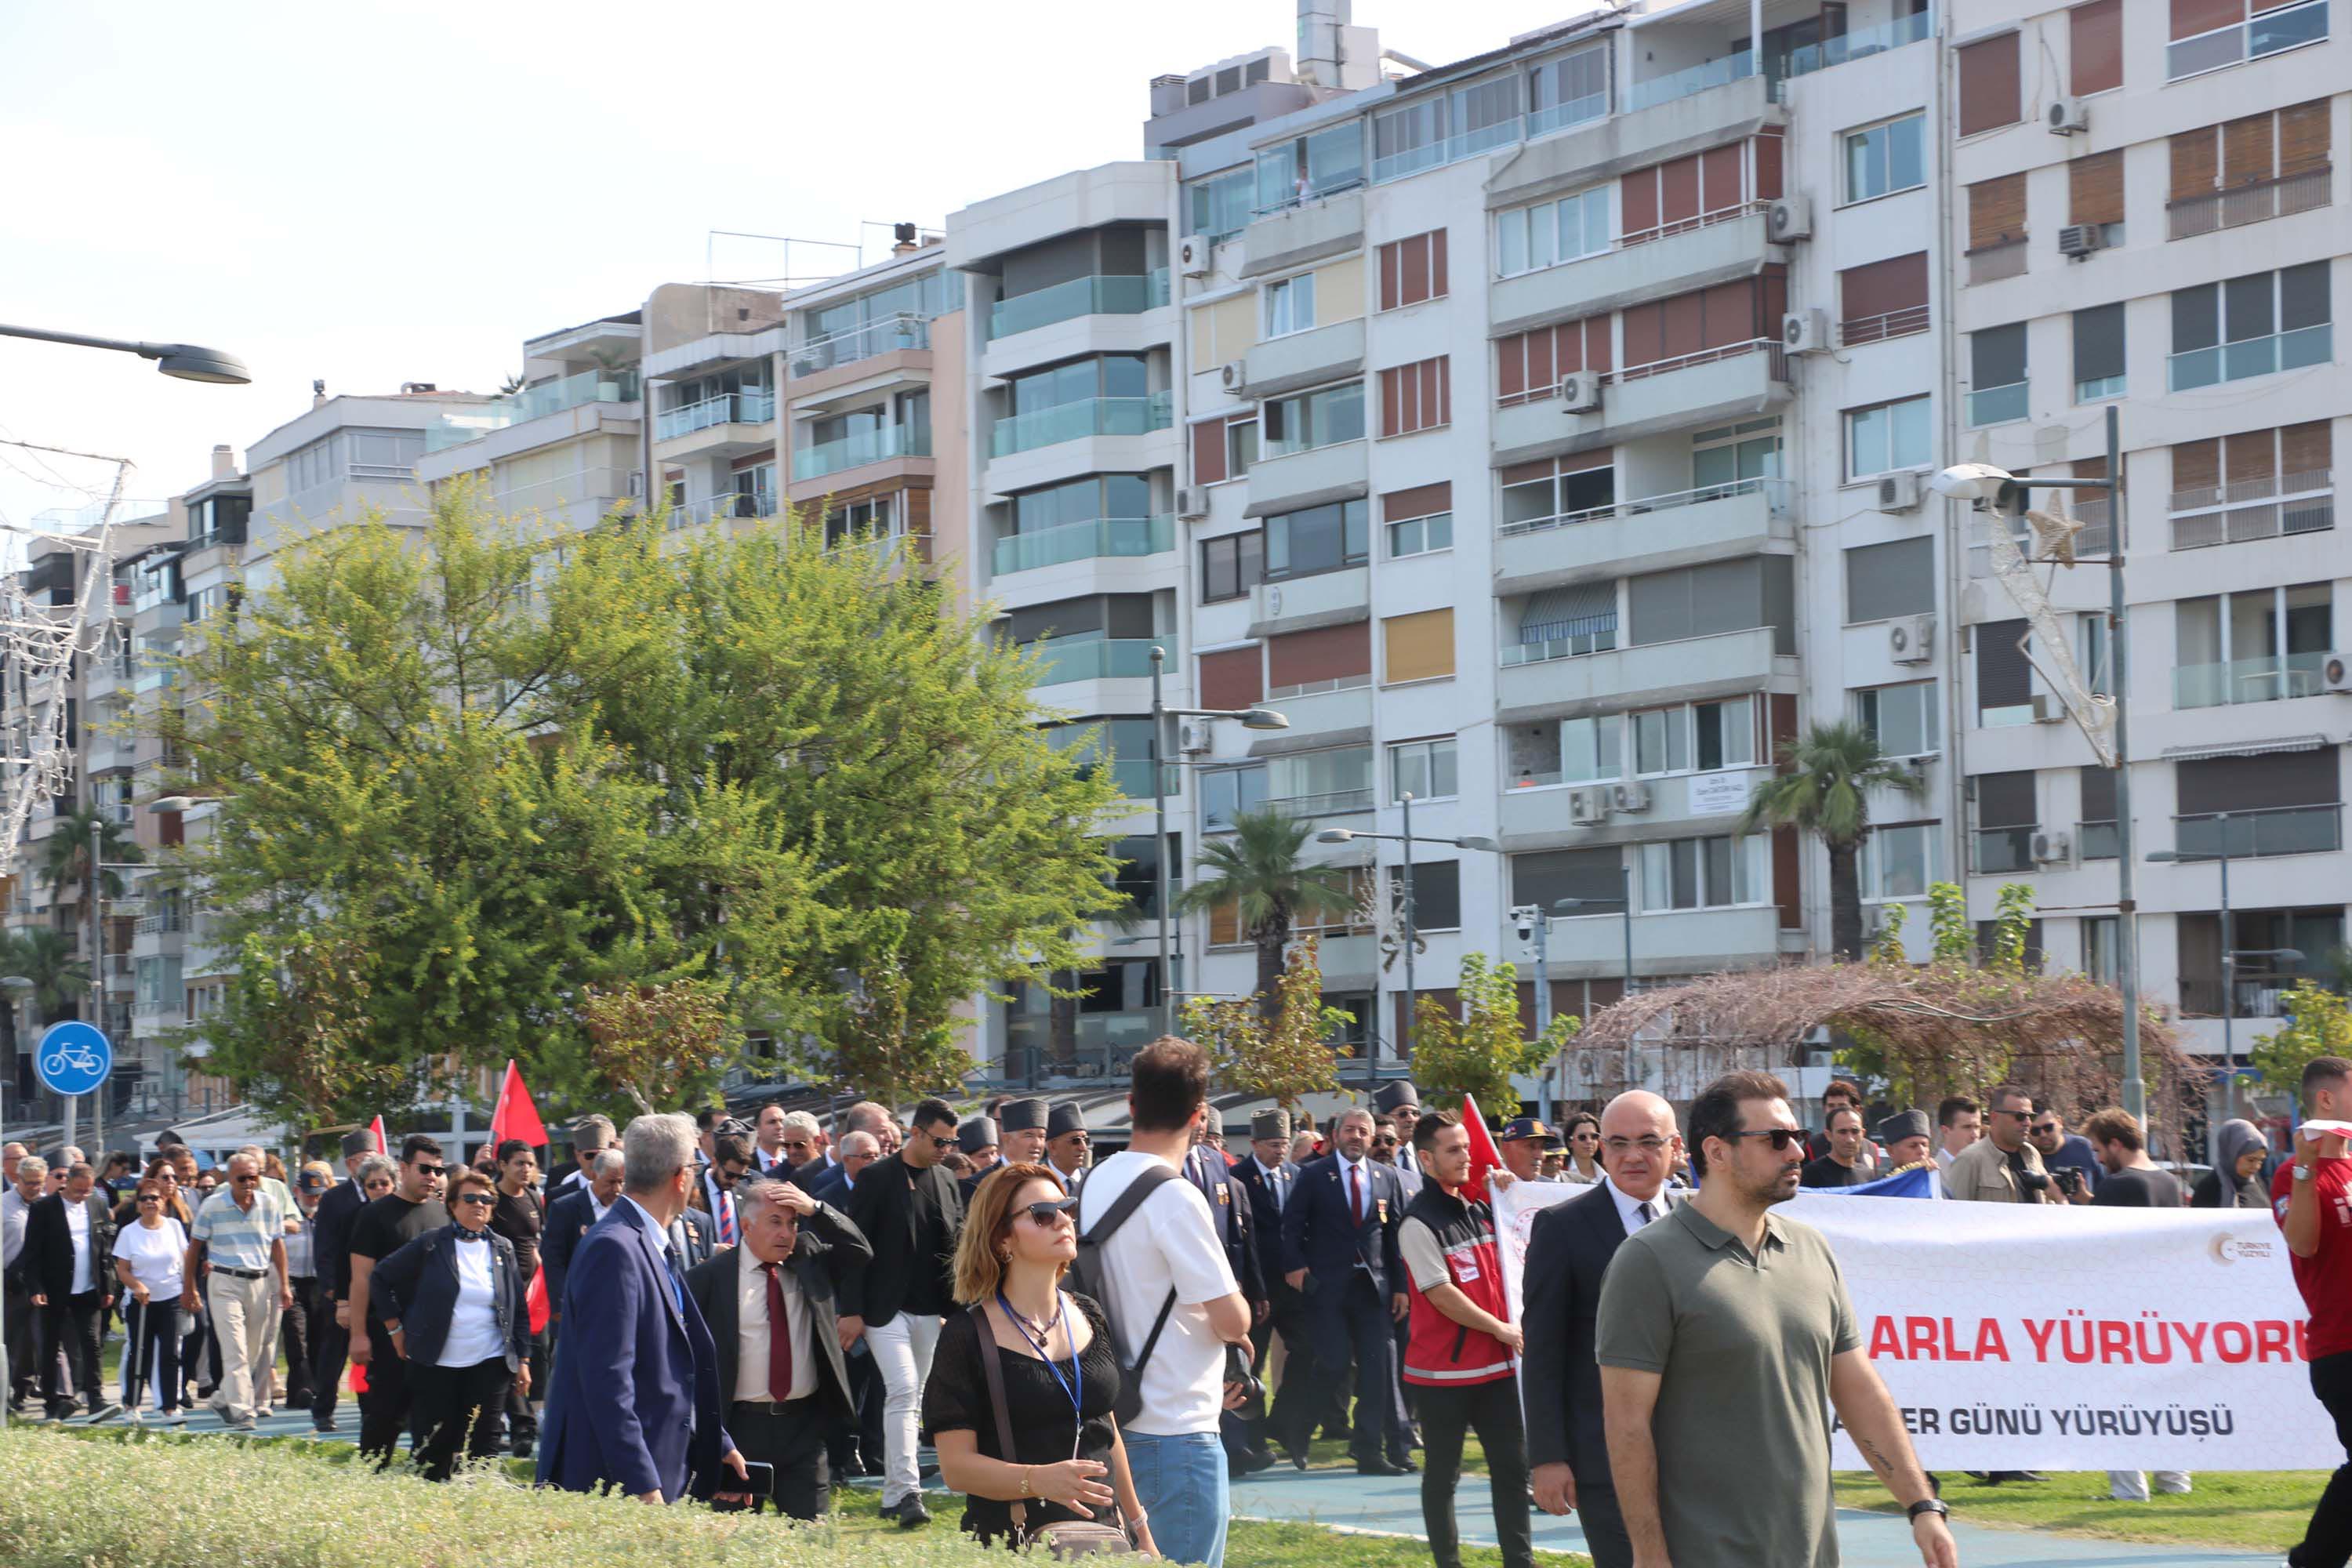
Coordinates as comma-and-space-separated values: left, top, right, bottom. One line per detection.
1494, 190, 1610, 277
1254, 122, 1367, 212
1390, 738, 1458, 802
1955, 32, 2020, 137
823, 493, 898, 547
1508, 581, 1618, 662
2173, 581, 2333, 707
1383, 608, 1455, 685
1620, 273, 1785, 374
2082, 914, 2120, 985
2167, 0, 2330, 81
2169, 422, 2334, 549
1559, 716, 1621, 785
1383, 482, 1452, 559
1845, 538, 1935, 623
1378, 230, 1449, 310
1011, 474, 1151, 538
1844, 114, 1926, 202
1372, 97, 1446, 183
1838, 253, 1929, 345
2176, 747, 2342, 858
1199, 646, 1262, 710
1266, 622, 1372, 696
2068, 149, 2125, 248
1631, 698, 1755, 777
1200, 766, 1269, 830
2168, 102, 2332, 238
1968, 324, 2029, 427
1639, 834, 1766, 910
1975, 618, 2034, 725
1186, 167, 1254, 241
1192, 414, 1249, 485
1391, 858, 1461, 931
1046, 718, 1162, 801
1692, 419, 1783, 492
1379, 357, 1450, 437
1199, 531, 1264, 603
1495, 318, 1611, 405
1512, 848, 1622, 912
2073, 304, 2125, 401
1860, 823, 1939, 899
1627, 557, 1795, 652
1855, 681, 1938, 758
1846, 396, 1932, 479
1967, 173, 2027, 269
1621, 141, 1762, 243
2080, 764, 2120, 858
1264, 499, 1368, 580
1526, 44, 1610, 137
1497, 455, 1616, 535
1270, 746, 1374, 813
2078, 613, 2111, 699
1264, 273, 1316, 338
2071, 0, 2124, 93
2169, 263, 2332, 390
1261, 381, 1365, 457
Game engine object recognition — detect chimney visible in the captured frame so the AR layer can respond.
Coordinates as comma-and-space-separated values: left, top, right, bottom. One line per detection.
210, 444, 236, 481
1296, 0, 1349, 86
311, 378, 328, 408
892, 221, 920, 256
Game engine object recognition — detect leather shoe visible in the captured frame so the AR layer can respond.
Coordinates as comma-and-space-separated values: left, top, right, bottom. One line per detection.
1240, 1447, 1277, 1474
1389, 1454, 1418, 1473
1355, 1457, 1410, 1477
1284, 1439, 1310, 1472
889, 1495, 932, 1529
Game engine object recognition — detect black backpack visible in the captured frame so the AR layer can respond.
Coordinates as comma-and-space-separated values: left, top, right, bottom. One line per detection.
1068, 1164, 1178, 1427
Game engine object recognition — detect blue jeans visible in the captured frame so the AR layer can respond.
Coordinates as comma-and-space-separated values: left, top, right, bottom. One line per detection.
1123, 1429, 1229, 1568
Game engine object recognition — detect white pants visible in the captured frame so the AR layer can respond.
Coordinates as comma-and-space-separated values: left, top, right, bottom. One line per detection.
2108, 1468, 2192, 1501
866, 1312, 942, 1506
205, 1272, 276, 1424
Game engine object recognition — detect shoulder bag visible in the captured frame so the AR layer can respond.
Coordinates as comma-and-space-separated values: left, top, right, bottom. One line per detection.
968, 1301, 1134, 1559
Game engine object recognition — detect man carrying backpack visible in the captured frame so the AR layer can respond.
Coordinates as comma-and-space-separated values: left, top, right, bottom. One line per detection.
1075, 1037, 1254, 1568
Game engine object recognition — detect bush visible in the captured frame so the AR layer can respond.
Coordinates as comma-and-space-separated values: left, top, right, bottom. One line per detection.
0, 1427, 1000, 1568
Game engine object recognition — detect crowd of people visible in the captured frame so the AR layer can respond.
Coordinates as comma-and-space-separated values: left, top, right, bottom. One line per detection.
3, 1047, 2348, 1568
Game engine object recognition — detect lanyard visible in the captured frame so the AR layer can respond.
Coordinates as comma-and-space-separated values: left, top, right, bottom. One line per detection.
998, 1290, 1083, 1458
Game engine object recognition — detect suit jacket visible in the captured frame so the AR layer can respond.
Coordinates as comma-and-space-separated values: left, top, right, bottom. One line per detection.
1521, 1181, 1660, 1484
670, 1205, 713, 1269
1279, 1152, 1405, 1298
840, 1152, 963, 1327
372, 1221, 532, 1371
1180, 1147, 1265, 1305
684, 1200, 870, 1420
25, 1192, 115, 1302
1230, 1156, 1301, 1295
539, 1188, 603, 1321
311, 1178, 368, 1298
795, 1157, 850, 1207
536, 1199, 734, 1503
1383, 1158, 1425, 1203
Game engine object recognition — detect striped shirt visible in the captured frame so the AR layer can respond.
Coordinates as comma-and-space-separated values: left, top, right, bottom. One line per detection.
192, 1189, 285, 1272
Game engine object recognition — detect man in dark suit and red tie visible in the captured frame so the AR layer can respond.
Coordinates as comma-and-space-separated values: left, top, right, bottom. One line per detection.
1279, 1104, 1410, 1475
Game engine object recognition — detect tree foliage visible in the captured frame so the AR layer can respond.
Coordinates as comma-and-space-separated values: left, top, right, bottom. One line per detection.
1181, 937, 1353, 1107
2252, 981, 2352, 1097
1174, 810, 1357, 1011
1409, 953, 1577, 1111
576, 978, 733, 1116
1737, 721, 1924, 961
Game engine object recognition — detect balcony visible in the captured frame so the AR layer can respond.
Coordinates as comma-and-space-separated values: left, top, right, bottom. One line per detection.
654, 389, 775, 443
1967, 499, 2114, 576
1966, 382, 2029, 429
2173, 804, 2343, 859
1498, 625, 1777, 719
993, 515, 1174, 577
2173, 652, 2332, 709
1495, 341, 1788, 463
1250, 566, 1370, 637
1492, 209, 1770, 339
1971, 825, 2036, 877
1006, 1007, 1163, 1081
989, 272, 1170, 342
991, 393, 1172, 458
1775, 6, 1933, 83
2078, 819, 2119, 861
1496, 478, 1789, 594
1025, 638, 1158, 686
2169, 167, 2332, 241
2169, 470, 2332, 550
670, 492, 774, 530
134, 911, 187, 936
1262, 787, 1375, 819
2166, 0, 2327, 81
1839, 304, 1932, 348
789, 315, 928, 378
1105, 758, 1181, 803
1548, 903, 1780, 973
1628, 49, 1756, 113
424, 368, 641, 452
2179, 978, 2304, 1020
795, 423, 930, 481
2168, 324, 2332, 392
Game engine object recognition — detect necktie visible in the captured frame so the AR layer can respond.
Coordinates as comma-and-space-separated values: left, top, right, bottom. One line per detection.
662, 1241, 686, 1312
1271, 1167, 1285, 1214
1349, 1163, 1364, 1225
763, 1262, 795, 1403
717, 1187, 736, 1247
1637, 1200, 1657, 1226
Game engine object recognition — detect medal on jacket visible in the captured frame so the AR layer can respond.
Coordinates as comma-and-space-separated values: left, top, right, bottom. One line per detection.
1376, 1197, 1388, 1222
1217, 1185, 1229, 1205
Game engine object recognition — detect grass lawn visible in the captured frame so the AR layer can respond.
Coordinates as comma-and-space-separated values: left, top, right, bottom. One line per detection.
1834, 1468, 2327, 1553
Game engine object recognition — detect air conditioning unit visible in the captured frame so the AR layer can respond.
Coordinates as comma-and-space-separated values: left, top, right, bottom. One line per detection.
2056, 224, 2106, 258
1611, 781, 1652, 814
1178, 235, 1213, 277
1889, 615, 1936, 665
1568, 788, 1612, 826
1877, 470, 1923, 513
1557, 374, 1602, 413
1783, 309, 1831, 354
1178, 720, 1214, 754
1219, 360, 1247, 394
2031, 829, 2073, 866
2047, 98, 2090, 135
1176, 485, 1210, 520
2030, 694, 2065, 724
2324, 652, 2352, 693
1766, 194, 1813, 242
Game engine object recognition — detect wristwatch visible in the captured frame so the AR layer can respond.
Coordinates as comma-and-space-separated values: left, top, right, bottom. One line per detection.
1908, 1498, 1950, 1522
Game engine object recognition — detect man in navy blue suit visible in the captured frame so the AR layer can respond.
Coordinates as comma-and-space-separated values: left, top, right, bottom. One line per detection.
1279, 1103, 1410, 1475
536, 1114, 750, 1504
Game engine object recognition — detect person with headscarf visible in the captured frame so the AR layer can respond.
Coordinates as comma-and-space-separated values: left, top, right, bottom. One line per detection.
2191, 1120, 2270, 1209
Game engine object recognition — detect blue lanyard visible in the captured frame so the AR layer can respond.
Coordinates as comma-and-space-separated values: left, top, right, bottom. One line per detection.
997, 1290, 1083, 1454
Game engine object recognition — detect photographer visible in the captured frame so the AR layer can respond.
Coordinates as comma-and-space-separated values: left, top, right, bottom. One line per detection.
1945, 1085, 2062, 1204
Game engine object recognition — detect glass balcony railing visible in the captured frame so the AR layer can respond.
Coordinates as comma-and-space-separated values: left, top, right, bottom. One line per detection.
2172, 651, 2332, 709
789, 314, 929, 376
2168, 324, 2332, 392
2167, 0, 2327, 81
426, 368, 642, 452
1967, 381, 2029, 428
988, 271, 1171, 341
1971, 825, 2036, 876
1024, 638, 1159, 685
1501, 619, 1618, 665
1526, 91, 1610, 140
1629, 49, 1754, 113
991, 392, 1173, 458
793, 423, 931, 481
654, 388, 776, 442
2169, 471, 2333, 550
1774, 7, 1934, 83
993, 515, 1174, 576
2174, 803, 2343, 859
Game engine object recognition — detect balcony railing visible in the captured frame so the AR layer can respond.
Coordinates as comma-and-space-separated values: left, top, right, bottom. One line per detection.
2169, 470, 2332, 550
1501, 618, 1619, 665
1966, 381, 2029, 429
653, 389, 775, 442
2173, 651, 2332, 709
670, 492, 775, 530
2169, 166, 2332, 241
1616, 337, 1784, 385
988, 270, 1170, 341
134, 912, 187, 936
1265, 672, 1372, 700
1025, 638, 1159, 685
1966, 500, 2115, 575
794, 423, 930, 481
790, 314, 929, 377
2173, 803, 2343, 859
1262, 787, 1375, 818
1774, 6, 1934, 83
1840, 305, 1931, 347
1628, 49, 1754, 113
2078, 819, 2119, 861
1971, 825, 2036, 876
2166, 0, 2327, 81
428, 368, 641, 452
993, 515, 1174, 576
132, 996, 186, 1018
2179, 977, 2306, 1019
1966, 240, 2027, 285
1497, 476, 1789, 539
2168, 323, 2332, 392
991, 392, 1172, 458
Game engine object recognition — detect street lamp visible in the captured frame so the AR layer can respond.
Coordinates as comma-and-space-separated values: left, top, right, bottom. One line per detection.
1147, 645, 1286, 1037
1933, 404, 2137, 1114
1318, 800, 1498, 1083
0, 324, 251, 385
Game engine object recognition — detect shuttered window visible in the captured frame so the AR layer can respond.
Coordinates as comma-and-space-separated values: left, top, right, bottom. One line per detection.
1265, 622, 1370, 691
2170, 126, 2220, 201
2176, 748, 2338, 814
1976, 619, 2033, 716
2282, 419, 2333, 477
2280, 101, 2331, 176
1977, 771, 2038, 829
1628, 557, 1791, 647
1496, 318, 1610, 403
1621, 275, 1776, 372
1845, 537, 1935, 623
1838, 253, 1929, 343
2081, 764, 2118, 825
1192, 417, 1229, 485
2173, 423, 2335, 501
1392, 859, 1461, 931
1620, 140, 1753, 242
1969, 174, 2027, 250
2071, 0, 2123, 93
2069, 150, 2125, 228
1382, 608, 1455, 684
2172, 102, 2332, 205
1380, 356, 1450, 437
1199, 647, 1262, 710
2171, 0, 2244, 38
1512, 848, 1623, 910
1377, 230, 1448, 310
2074, 303, 2125, 394
1956, 32, 2021, 138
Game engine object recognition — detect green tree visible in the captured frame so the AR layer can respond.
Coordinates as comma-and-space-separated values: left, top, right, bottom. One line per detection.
1737, 721, 1925, 961
1174, 809, 1357, 1012
2252, 981, 2352, 1098
0, 927, 89, 1025
39, 804, 141, 912
1181, 937, 1354, 1107
1409, 953, 1576, 1112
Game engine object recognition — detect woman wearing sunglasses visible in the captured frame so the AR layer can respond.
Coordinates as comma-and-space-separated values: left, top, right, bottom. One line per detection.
368, 1167, 532, 1480
923, 1163, 1154, 1555
1558, 1113, 1603, 1185
111, 1178, 191, 1422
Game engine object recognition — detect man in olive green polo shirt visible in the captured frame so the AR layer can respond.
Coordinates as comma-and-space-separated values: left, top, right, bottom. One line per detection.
1596, 1070, 1958, 1568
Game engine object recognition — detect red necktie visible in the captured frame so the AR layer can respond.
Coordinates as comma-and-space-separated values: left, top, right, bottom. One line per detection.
764, 1262, 794, 1402
1350, 1163, 1364, 1225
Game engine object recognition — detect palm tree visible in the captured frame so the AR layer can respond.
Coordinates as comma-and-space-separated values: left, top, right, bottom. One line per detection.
0, 927, 90, 1025
1737, 720, 1926, 962
40, 805, 140, 962
1174, 808, 1358, 1012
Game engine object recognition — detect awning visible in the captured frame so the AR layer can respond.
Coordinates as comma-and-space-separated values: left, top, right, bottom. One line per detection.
2160, 734, 2334, 762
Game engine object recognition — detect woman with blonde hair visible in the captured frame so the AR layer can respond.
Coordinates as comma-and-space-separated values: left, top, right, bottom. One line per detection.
921, 1162, 1153, 1554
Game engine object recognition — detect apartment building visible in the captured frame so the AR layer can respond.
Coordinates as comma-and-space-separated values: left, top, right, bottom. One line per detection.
414, 311, 647, 529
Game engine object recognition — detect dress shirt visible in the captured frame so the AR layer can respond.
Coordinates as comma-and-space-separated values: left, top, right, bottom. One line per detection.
1, 1189, 27, 1269
589, 1192, 614, 1225
1252, 1156, 1289, 1214
733, 1243, 815, 1403
65, 1199, 94, 1294
1602, 1174, 1668, 1235
621, 1196, 681, 1308
702, 1173, 738, 1246
1335, 1152, 1374, 1251
753, 1144, 791, 1174
438, 1229, 506, 1367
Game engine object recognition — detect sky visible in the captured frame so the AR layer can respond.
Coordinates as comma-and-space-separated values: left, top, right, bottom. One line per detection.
0, 0, 1590, 533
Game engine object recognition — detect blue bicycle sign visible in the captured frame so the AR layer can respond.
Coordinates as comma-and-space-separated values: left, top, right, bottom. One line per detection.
34, 1020, 111, 1097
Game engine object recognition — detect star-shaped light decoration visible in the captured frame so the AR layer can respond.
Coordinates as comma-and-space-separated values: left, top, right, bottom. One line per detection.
2025, 506, 2084, 566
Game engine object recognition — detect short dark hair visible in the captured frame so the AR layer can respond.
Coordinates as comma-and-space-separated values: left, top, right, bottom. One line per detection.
1936, 1095, 1979, 1127
912, 1097, 958, 1134
1410, 1107, 1459, 1154
713, 1132, 753, 1167
2303, 1056, 2352, 1105
694, 1109, 721, 1133
1826, 1104, 1864, 1133
1374, 1115, 1396, 1132
1130, 1036, 1210, 1133
1824, 1079, 1862, 1105
1686, 1070, 1790, 1178
399, 1134, 444, 1165
1562, 1111, 1599, 1138
1987, 1083, 2032, 1113
495, 1139, 534, 1164
759, 1099, 786, 1120
2082, 1107, 2142, 1152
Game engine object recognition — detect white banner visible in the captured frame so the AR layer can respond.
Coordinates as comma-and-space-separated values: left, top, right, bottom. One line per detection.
1490, 1179, 2338, 1470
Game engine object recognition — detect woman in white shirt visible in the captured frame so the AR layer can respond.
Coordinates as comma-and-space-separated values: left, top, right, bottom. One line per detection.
111, 1178, 191, 1421
372, 1167, 530, 1479
1559, 1112, 1603, 1185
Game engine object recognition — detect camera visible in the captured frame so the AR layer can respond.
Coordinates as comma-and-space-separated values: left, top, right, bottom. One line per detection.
2050, 1166, 2087, 1197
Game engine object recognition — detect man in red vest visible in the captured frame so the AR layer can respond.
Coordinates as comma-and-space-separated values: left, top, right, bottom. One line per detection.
1397, 1109, 1530, 1568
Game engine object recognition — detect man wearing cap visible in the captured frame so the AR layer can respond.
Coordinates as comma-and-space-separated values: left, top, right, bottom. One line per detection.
307, 1128, 380, 1433
1043, 1102, 1091, 1194
955, 1117, 1000, 1202
554, 1116, 616, 1196
1498, 1118, 1559, 1185
1374, 1081, 1424, 1178
1876, 1110, 1934, 1173
996, 1098, 1050, 1170
1281, 1105, 1411, 1475
1232, 1109, 1311, 1465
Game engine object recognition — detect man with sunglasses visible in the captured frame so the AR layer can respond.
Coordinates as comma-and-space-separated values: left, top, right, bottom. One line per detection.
344, 1134, 450, 1465
181, 1154, 290, 1431
1945, 1085, 2054, 1206
1598, 1072, 1956, 1568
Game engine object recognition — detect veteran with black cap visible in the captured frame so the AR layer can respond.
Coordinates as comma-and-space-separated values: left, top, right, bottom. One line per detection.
953, 1116, 1000, 1201
1875, 1109, 1934, 1174
996, 1097, 1049, 1169
1043, 1101, 1091, 1194
1372, 1080, 1423, 1177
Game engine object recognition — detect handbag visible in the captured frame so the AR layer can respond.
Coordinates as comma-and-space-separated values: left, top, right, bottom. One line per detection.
968, 1302, 1134, 1559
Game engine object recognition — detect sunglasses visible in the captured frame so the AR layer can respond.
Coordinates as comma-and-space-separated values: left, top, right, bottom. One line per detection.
452, 1192, 496, 1207
137, 1194, 163, 1203
1021, 1196, 1080, 1227
1725, 1128, 1808, 1152
414, 1163, 448, 1177
1995, 1109, 2034, 1122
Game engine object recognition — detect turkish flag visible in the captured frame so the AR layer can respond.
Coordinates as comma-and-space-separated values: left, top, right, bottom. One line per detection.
487, 1059, 546, 1148
367, 1115, 387, 1156
525, 1265, 550, 1335
1461, 1094, 1504, 1200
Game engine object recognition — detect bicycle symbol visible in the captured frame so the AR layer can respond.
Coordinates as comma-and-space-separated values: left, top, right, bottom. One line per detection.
42, 1043, 100, 1079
